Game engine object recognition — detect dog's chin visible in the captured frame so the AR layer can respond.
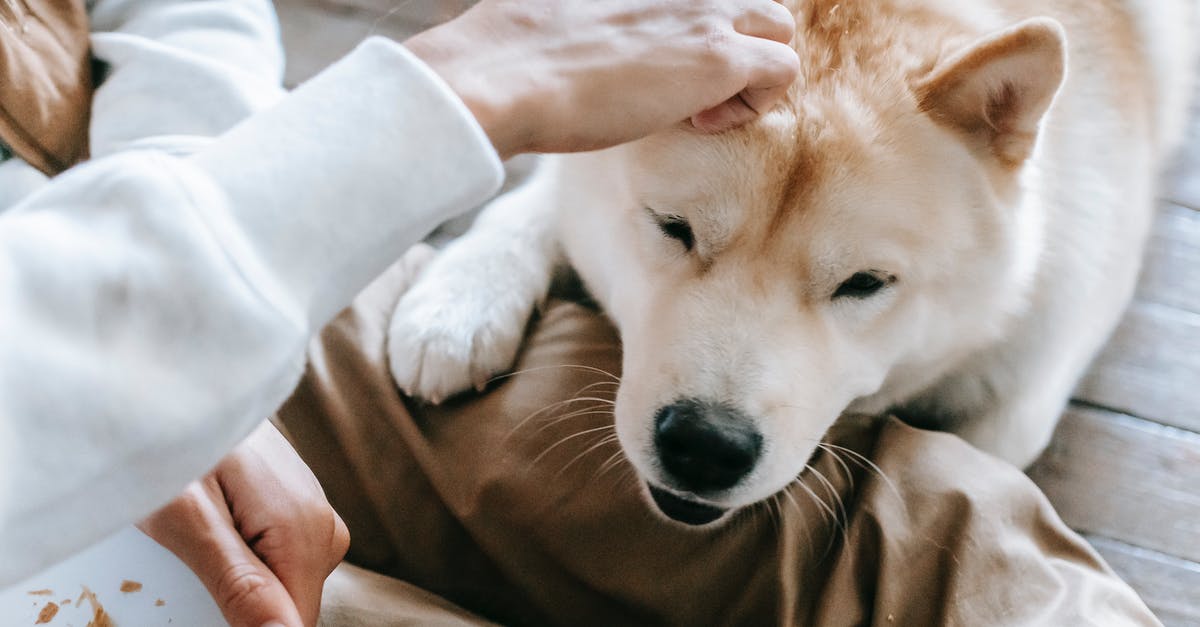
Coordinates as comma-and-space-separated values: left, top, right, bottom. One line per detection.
646, 485, 729, 526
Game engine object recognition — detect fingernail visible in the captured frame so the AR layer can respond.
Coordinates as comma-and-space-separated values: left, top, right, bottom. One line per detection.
261, 622, 287, 627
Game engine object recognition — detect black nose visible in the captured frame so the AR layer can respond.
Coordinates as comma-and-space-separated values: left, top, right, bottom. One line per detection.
654, 399, 762, 492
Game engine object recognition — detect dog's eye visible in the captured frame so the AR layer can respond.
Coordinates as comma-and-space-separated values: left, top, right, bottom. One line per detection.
654, 214, 695, 251
833, 272, 894, 299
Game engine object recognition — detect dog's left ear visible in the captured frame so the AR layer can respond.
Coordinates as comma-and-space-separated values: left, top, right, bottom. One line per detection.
915, 18, 1067, 167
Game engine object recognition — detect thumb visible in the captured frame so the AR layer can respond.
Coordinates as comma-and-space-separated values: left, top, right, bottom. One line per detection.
690, 95, 759, 133
200, 534, 305, 627
139, 482, 304, 627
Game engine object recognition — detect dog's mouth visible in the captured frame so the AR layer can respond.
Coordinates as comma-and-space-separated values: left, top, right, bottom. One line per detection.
647, 485, 727, 526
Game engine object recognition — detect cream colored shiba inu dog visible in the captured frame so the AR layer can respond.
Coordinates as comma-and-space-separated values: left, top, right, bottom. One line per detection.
388, 0, 1197, 525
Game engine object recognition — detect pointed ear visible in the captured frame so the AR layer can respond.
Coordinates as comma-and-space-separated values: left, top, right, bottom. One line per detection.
915, 18, 1067, 167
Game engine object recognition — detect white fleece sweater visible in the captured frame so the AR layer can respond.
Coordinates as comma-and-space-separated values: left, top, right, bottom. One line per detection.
0, 1, 504, 584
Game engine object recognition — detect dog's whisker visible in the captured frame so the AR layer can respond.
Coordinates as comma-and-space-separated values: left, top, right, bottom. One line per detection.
605, 465, 639, 493
506, 391, 617, 439
556, 433, 621, 478
487, 363, 621, 386
534, 410, 613, 433
805, 466, 852, 560
594, 448, 628, 482
763, 494, 782, 537
526, 396, 617, 418
532, 406, 615, 434
535, 408, 609, 427
792, 473, 836, 527
564, 380, 620, 401
550, 396, 616, 407
815, 445, 857, 494
531, 424, 617, 467
778, 486, 818, 563
799, 467, 848, 549
808, 466, 849, 536
819, 445, 857, 491
816, 442, 900, 501
532, 410, 614, 437
781, 486, 807, 521
808, 465, 845, 517
567, 379, 619, 398
506, 396, 596, 437
573, 379, 622, 391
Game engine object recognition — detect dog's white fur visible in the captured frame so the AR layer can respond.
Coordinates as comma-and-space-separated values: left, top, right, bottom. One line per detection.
388, 0, 1198, 518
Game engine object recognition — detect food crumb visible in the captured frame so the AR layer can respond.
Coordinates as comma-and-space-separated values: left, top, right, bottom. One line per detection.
155, 599, 166, 607
59, 599, 70, 605
887, 614, 895, 622
34, 601, 59, 624
87, 605, 115, 627
27, 590, 53, 596
73, 585, 115, 627
119, 580, 142, 593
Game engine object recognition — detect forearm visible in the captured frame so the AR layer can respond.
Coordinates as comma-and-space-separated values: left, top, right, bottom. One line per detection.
0, 38, 503, 585
401, 0, 799, 155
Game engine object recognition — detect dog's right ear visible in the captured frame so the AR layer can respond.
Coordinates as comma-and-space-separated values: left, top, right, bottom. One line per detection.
914, 18, 1067, 167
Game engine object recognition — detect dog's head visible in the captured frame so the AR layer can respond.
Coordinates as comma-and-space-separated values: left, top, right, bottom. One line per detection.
605, 10, 1067, 525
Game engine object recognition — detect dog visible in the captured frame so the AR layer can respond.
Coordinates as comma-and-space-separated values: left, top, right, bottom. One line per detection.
387, 0, 1198, 526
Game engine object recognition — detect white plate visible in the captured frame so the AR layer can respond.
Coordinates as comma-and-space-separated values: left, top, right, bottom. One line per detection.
0, 526, 224, 625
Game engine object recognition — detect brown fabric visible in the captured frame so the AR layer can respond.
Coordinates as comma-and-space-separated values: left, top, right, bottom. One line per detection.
0, 0, 92, 176
281, 259, 1160, 627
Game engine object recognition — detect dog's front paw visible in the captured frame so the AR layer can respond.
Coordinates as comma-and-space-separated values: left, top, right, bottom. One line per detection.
386, 265, 533, 404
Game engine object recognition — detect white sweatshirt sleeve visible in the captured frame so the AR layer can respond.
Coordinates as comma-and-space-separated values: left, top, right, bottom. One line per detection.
0, 0, 286, 212
0, 37, 504, 585
86, 0, 287, 156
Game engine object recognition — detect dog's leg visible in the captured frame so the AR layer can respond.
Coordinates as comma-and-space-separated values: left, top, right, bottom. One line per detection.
387, 161, 562, 403
934, 286, 1140, 469
947, 356, 1087, 469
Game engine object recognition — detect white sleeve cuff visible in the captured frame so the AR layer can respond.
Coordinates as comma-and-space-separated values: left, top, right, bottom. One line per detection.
190, 37, 505, 329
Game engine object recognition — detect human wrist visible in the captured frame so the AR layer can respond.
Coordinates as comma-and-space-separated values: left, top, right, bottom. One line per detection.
405, 28, 533, 160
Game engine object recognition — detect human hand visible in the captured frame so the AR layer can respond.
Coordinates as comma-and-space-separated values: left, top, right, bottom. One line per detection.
138, 421, 349, 627
406, 0, 800, 158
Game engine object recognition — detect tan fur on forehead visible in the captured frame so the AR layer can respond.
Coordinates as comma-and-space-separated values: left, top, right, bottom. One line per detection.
722, 1, 993, 242
634, 0, 1149, 279
785, 0, 984, 86
747, 0, 998, 153
775, 0, 1151, 123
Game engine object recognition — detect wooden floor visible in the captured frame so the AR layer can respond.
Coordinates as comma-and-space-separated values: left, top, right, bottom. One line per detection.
274, 1, 1200, 624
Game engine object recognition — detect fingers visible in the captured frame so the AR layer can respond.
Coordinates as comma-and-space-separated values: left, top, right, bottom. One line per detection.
141, 422, 348, 627
692, 37, 800, 133
732, 0, 797, 45
252, 510, 350, 627
222, 421, 350, 627
738, 36, 801, 112
139, 480, 304, 627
